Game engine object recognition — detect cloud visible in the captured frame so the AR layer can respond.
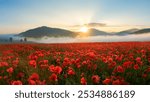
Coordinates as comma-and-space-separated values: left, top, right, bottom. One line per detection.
85, 23, 106, 27
72, 23, 107, 28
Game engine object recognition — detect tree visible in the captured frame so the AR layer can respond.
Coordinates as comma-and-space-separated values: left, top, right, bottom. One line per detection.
24, 38, 27, 42
9, 37, 13, 42
20, 39, 23, 42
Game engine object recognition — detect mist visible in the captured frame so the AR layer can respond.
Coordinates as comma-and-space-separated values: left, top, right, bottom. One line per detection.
28, 33, 150, 43
0, 33, 150, 43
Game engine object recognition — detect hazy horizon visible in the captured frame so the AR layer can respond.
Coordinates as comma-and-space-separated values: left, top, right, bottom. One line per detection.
0, 0, 150, 34
0, 33, 150, 43
0, 25, 146, 35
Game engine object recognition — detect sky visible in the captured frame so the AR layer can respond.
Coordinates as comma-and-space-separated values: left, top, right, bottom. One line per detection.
0, 0, 150, 34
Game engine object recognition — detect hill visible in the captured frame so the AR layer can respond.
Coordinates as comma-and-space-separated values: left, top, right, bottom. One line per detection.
18, 26, 111, 38
131, 28, 150, 34
18, 26, 76, 37
116, 28, 139, 35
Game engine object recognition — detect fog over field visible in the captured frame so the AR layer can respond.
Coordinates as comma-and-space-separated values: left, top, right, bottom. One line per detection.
0, 33, 150, 43
28, 33, 150, 43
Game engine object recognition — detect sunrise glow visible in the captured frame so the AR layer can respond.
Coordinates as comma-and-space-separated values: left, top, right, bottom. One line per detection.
80, 26, 88, 33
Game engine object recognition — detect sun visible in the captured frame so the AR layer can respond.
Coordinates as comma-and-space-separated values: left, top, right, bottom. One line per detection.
80, 26, 88, 33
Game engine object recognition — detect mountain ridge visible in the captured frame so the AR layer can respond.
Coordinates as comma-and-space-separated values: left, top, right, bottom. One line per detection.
131, 28, 150, 34
116, 28, 139, 35
19, 26, 76, 37
18, 26, 150, 38
18, 26, 111, 38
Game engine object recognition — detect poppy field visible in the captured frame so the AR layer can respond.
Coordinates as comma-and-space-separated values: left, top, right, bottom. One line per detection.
0, 42, 150, 85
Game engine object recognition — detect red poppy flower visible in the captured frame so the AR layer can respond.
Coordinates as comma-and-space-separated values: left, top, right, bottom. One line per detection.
148, 58, 150, 62
17, 72, 25, 78
43, 60, 48, 64
12, 59, 19, 66
136, 57, 141, 63
92, 75, 100, 84
0, 62, 9, 67
134, 64, 139, 70
55, 66, 62, 74
87, 52, 96, 58
102, 78, 111, 85
28, 79, 36, 85
108, 57, 113, 63
29, 60, 36, 68
145, 67, 150, 73
142, 74, 147, 78
123, 61, 132, 69
112, 79, 120, 85
12, 80, 22, 85
80, 77, 87, 85
49, 73, 58, 82
6, 67, 14, 74
29, 73, 39, 80
0, 76, 2, 80
49, 65, 62, 74
67, 67, 75, 75
116, 66, 124, 73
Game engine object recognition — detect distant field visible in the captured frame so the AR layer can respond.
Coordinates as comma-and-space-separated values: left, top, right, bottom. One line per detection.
0, 42, 150, 85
